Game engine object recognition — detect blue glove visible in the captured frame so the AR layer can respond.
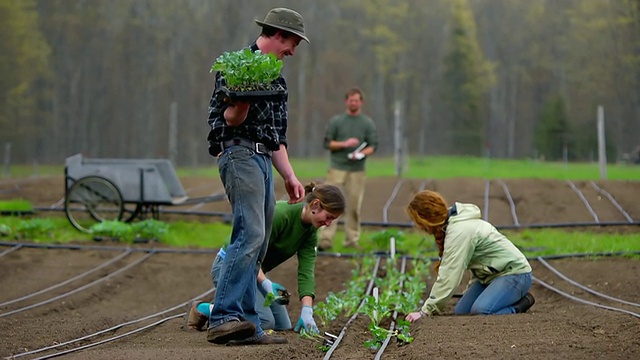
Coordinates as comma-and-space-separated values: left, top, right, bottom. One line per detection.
259, 278, 286, 296
294, 306, 319, 334
259, 278, 290, 305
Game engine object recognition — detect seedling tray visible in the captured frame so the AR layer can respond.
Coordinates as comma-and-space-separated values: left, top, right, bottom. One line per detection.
216, 84, 287, 103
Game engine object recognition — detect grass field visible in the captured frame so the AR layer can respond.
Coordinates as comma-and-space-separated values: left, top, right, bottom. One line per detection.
179, 156, 640, 180
5, 156, 640, 180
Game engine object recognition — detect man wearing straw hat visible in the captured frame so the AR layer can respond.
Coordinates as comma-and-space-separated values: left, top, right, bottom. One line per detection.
205, 7, 309, 346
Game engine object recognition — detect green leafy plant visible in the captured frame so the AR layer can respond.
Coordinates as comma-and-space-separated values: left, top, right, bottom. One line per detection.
263, 289, 290, 307
0, 223, 12, 237
90, 220, 134, 242
299, 329, 331, 352
15, 218, 55, 239
370, 229, 405, 251
211, 49, 283, 90
131, 219, 169, 241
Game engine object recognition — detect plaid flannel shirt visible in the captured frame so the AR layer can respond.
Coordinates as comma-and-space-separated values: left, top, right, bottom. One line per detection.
206, 43, 288, 152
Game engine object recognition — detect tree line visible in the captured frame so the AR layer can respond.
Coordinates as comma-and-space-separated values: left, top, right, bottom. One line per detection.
1, 0, 638, 166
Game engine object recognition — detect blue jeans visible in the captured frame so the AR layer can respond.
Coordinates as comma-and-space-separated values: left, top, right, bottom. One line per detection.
454, 272, 532, 315
209, 146, 275, 340
212, 252, 292, 331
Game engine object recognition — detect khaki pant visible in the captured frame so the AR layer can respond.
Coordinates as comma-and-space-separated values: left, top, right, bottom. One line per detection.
318, 168, 366, 248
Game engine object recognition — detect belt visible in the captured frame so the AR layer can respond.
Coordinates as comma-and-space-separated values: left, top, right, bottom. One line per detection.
219, 138, 271, 156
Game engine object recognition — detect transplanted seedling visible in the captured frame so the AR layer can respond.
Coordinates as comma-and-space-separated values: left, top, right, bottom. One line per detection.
263, 288, 291, 307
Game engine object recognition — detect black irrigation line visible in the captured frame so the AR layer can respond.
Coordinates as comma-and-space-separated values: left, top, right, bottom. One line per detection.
0, 244, 22, 258
5, 288, 216, 360
532, 276, 640, 319
0, 241, 219, 255
323, 256, 383, 360
497, 179, 520, 227
0, 250, 155, 318
537, 257, 640, 308
589, 181, 634, 223
382, 179, 405, 224
33, 205, 640, 230
2, 242, 639, 263
0, 249, 132, 307
31, 314, 185, 360
566, 180, 600, 223
374, 256, 408, 360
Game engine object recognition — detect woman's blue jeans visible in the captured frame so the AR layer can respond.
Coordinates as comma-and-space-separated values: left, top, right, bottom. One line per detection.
454, 272, 532, 315
212, 253, 291, 331
208, 147, 275, 340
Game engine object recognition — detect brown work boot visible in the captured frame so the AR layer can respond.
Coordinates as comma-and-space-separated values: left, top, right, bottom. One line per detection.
226, 334, 288, 346
206, 320, 256, 344
186, 301, 208, 332
513, 293, 536, 313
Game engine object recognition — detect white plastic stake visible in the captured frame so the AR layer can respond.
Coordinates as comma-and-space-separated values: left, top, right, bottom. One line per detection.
390, 237, 396, 259
372, 287, 379, 320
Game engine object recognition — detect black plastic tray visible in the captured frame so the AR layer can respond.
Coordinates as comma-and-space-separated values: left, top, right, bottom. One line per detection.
215, 85, 287, 103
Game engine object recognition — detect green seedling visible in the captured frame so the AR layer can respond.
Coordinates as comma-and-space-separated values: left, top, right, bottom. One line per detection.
211, 49, 283, 90
263, 289, 291, 307
299, 329, 333, 353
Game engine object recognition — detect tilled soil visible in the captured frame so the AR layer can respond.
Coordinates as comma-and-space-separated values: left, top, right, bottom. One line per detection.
1, 176, 639, 359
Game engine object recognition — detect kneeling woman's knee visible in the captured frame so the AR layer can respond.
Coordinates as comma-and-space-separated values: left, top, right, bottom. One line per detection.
260, 313, 276, 330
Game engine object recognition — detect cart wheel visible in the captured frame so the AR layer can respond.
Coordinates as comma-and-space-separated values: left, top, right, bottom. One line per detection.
65, 176, 124, 232
121, 203, 142, 223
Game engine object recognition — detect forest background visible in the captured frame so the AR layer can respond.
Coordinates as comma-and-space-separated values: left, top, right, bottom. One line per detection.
1, 0, 639, 166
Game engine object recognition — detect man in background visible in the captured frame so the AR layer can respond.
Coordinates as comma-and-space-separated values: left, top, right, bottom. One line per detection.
318, 87, 377, 251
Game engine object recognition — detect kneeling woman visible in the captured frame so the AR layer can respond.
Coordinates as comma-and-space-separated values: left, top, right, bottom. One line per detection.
405, 190, 534, 322
188, 183, 345, 334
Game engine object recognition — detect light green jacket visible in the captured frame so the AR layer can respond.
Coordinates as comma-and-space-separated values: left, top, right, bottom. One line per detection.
421, 203, 532, 315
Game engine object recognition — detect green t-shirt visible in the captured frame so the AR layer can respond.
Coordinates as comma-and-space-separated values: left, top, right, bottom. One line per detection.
261, 201, 318, 300
323, 113, 378, 172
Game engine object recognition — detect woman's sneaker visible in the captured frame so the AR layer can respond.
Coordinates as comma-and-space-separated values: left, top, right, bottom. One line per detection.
513, 293, 536, 313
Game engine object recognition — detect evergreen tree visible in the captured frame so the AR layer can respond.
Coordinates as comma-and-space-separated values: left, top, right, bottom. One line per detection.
534, 95, 571, 161
440, 0, 494, 156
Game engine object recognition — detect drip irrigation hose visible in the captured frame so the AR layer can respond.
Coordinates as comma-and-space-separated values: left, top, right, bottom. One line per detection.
532, 276, 640, 319
497, 179, 520, 227
6, 288, 215, 359
323, 256, 383, 360
0, 250, 156, 318
0, 244, 22, 258
537, 257, 640, 307
566, 180, 599, 223
2, 241, 638, 262
0, 249, 132, 307
0, 241, 218, 254
382, 180, 404, 224
30, 314, 184, 360
31, 207, 640, 229
589, 181, 634, 223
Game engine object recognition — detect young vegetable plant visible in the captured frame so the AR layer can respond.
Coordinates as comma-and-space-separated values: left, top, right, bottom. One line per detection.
211, 49, 283, 91
299, 329, 332, 353
263, 289, 290, 307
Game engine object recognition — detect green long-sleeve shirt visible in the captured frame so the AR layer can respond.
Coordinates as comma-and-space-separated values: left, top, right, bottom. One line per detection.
261, 201, 318, 300
422, 203, 532, 315
323, 113, 378, 172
